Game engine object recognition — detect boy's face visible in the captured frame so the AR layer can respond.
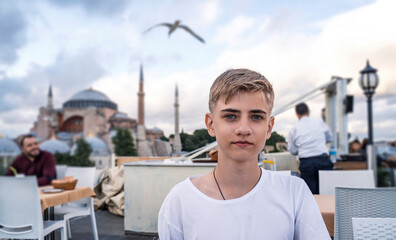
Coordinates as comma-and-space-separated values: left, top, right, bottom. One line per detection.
205, 91, 274, 163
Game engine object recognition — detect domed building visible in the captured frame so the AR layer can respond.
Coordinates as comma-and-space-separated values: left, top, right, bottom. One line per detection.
40, 139, 70, 154
63, 89, 118, 110
32, 87, 120, 142
31, 87, 128, 168
0, 135, 21, 175
30, 65, 171, 168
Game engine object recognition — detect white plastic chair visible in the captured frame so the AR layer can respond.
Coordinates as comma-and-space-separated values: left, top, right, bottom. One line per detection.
335, 187, 396, 240
0, 176, 67, 240
55, 165, 68, 179
352, 217, 396, 240
54, 166, 98, 240
319, 170, 375, 195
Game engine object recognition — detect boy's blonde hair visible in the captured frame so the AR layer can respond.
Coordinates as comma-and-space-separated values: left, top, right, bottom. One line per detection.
209, 68, 274, 113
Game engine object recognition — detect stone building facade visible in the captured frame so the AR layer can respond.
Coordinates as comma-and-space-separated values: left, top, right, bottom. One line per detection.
30, 65, 172, 168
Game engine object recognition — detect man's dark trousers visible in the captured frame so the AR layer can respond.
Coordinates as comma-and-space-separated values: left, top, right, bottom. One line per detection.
299, 154, 333, 194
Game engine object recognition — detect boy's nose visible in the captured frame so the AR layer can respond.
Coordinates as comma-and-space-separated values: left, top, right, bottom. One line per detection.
235, 118, 252, 136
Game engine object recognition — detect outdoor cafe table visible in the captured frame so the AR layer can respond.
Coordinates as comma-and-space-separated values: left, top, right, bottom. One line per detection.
39, 186, 96, 212
314, 194, 335, 237
39, 186, 96, 240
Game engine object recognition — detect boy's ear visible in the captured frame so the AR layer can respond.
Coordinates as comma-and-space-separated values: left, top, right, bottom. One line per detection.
205, 113, 216, 137
265, 116, 275, 140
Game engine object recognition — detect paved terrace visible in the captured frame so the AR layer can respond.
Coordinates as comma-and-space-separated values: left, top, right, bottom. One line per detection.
69, 210, 158, 240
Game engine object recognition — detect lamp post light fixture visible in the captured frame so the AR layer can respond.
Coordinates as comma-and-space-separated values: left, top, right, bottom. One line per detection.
359, 60, 379, 178
359, 60, 379, 145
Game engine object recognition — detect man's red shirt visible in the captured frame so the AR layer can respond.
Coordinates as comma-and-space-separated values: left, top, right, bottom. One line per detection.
5, 150, 56, 186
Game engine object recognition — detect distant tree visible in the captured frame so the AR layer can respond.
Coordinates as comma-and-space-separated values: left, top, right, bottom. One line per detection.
168, 129, 216, 152
192, 129, 215, 147
54, 152, 75, 166
72, 138, 95, 166
180, 132, 189, 146
54, 138, 94, 167
160, 136, 169, 141
74, 138, 92, 159
112, 128, 137, 156
265, 131, 286, 153
183, 138, 196, 152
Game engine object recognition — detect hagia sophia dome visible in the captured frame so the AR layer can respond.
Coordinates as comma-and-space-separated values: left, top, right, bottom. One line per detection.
29, 64, 171, 167
0, 137, 20, 157
63, 88, 117, 110
40, 139, 71, 154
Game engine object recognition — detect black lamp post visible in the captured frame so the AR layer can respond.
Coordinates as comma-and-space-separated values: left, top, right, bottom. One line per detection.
359, 60, 379, 145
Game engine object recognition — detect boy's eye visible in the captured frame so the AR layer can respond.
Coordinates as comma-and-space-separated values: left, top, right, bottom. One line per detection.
224, 114, 237, 120
251, 115, 264, 120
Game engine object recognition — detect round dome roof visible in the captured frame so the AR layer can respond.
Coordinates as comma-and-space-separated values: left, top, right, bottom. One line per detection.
110, 112, 132, 121
63, 89, 117, 110
71, 137, 110, 157
40, 139, 70, 154
109, 130, 117, 139
150, 127, 163, 133
70, 89, 111, 101
0, 138, 20, 157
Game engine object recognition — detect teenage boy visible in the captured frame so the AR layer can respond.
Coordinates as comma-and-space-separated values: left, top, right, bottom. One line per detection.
158, 69, 330, 239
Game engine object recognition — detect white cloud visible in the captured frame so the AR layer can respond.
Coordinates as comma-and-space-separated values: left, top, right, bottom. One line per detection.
201, 1, 219, 25
214, 16, 255, 44
208, 0, 396, 141
0, 108, 37, 137
1, 0, 395, 143
94, 72, 138, 117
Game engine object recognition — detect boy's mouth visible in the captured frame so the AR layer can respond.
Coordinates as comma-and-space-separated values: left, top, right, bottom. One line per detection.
232, 141, 253, 147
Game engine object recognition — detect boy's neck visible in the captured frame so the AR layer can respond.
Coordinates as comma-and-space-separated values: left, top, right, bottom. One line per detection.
214, 158, 262, 199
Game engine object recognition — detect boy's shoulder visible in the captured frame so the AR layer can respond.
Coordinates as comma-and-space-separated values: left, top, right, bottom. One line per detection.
190, 172, 222, 200
166, 174, 207, 198
262, 170, 306, 191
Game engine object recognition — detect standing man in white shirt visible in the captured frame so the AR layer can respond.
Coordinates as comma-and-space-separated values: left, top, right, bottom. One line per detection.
288, 102, 333, 194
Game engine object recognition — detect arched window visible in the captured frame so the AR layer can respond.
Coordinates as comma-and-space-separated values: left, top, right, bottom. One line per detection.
61, 116, 84, 133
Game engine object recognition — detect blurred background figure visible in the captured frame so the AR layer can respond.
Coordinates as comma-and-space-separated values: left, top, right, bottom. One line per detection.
287, 102, 333, 194
358, 138, 369, 157
349, 139, 362, 154
5, 134, 56, 186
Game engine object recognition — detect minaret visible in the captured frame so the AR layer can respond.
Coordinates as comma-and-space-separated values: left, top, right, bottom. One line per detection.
138, 64, 145, 125
136, 63, 151, 156
173, 83, 182, 153
47, 83, 53, 110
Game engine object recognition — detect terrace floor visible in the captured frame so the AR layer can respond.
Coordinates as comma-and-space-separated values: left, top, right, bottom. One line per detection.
69, 210, 158, 240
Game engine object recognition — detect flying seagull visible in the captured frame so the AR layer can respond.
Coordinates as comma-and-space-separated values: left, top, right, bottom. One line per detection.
143, 20, 205, 44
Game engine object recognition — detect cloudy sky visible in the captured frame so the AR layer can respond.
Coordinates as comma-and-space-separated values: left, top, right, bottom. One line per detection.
0, 0, 395, 142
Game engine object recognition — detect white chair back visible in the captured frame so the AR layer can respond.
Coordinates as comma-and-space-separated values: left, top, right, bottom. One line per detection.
0, 176, 44, 239
319, 170, 375, 195
56, 165, 68, 179
335, 187, 396, 240
55, 167, 98, 240
352, 217, 396, 240
65, 167, 96, 188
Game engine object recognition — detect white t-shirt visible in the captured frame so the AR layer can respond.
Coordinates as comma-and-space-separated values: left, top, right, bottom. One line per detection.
158, 169, 330, 240
287, 116, 333, 158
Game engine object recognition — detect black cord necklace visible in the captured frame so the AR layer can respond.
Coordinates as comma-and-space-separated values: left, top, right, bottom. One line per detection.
213, 167, 262, 200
